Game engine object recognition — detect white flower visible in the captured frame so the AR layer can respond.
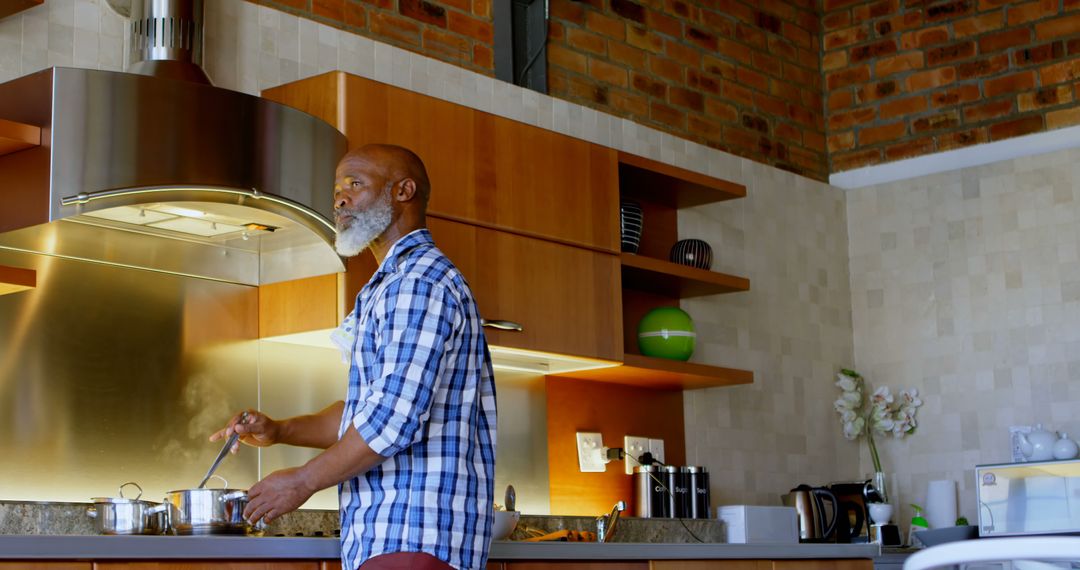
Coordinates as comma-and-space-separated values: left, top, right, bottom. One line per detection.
901, 388, 922, 408
843, 417, 865, 440
892, 416, 912, 436
842, 390, 862, 407
871, 386, 894, 405
835, 373, 858, 392
840, 409, 857, 423
873, 417, 895, 434
834, 397, 854, 413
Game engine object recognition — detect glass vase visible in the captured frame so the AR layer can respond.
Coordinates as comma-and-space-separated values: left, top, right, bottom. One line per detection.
869, 471, 890, 504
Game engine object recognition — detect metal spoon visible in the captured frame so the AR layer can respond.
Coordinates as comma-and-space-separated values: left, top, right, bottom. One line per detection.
504, 484, 516, 512
198, 412, 249, 489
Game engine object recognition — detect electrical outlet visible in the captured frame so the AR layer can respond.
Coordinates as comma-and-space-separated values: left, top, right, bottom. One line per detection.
624, 435, 649, 474
576, 432, 606, 472
649, 438, 665, 465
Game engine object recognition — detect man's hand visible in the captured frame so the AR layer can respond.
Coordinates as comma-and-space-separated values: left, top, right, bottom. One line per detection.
243, 467, 316, 525
209, 410, 281, 453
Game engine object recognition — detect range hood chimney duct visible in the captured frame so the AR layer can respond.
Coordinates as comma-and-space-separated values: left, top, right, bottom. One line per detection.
127, 0, 211, 85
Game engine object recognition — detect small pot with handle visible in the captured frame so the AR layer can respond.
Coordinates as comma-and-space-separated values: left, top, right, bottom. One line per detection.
162, 475, 251, 535
87, 482, 168, 535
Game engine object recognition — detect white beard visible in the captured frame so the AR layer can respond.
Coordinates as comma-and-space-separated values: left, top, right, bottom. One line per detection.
335, 192, 393, 257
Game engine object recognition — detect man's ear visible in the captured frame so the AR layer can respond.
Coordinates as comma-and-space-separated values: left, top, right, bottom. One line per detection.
395, 178, 418, 202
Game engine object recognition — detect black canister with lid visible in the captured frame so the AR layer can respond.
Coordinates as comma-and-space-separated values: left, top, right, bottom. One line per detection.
686, 466, 710, 519
662, 465, 682, 518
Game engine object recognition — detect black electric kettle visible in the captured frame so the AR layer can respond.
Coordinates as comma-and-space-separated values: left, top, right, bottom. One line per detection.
780, 484, 838, 542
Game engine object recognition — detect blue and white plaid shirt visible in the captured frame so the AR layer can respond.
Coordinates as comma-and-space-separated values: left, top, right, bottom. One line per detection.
334, 229, 497, 570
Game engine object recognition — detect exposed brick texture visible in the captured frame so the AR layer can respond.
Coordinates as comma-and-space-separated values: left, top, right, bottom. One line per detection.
250, 0, 495, 74
825, 0, 1080, 172
253, 0, 1080, 180
548, 0, 824, 179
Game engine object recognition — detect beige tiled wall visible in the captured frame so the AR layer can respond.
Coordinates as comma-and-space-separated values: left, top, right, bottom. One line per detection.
679, 161, 858, 507
848, 146, 1080, 525
0, 0, 858, 509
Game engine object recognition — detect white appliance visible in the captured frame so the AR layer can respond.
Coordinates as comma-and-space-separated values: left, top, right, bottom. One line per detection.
976, 458, 1080, 537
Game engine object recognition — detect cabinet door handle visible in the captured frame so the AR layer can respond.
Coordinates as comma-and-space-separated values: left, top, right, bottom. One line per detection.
481, 319, 523, 332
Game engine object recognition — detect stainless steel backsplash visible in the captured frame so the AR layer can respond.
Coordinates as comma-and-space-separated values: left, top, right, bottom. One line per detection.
0, 251, 549, 512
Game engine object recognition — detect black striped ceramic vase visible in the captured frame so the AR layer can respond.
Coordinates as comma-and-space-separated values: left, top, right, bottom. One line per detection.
669, 239, 713, 270
620, 199, 644, 253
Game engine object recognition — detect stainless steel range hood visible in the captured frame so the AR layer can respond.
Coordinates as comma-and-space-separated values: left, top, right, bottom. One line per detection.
0, 0, 347, 286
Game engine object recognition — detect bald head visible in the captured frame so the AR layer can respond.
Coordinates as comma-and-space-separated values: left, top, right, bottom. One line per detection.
333, 143, 432, 259
339, 144, 431, 209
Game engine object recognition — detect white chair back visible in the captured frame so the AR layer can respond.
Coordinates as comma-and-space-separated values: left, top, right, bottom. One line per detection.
903, 537, 1080, 570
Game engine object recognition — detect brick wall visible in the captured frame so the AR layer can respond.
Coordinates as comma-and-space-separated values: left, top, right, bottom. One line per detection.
250, 0, 827, 181
547, 0, 825, 180
248, 0, 495, 74
825, 0, 1080, 173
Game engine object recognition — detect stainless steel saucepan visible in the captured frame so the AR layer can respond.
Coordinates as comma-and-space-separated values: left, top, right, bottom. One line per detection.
87, 482, 168, 535
162, 476, 250, 535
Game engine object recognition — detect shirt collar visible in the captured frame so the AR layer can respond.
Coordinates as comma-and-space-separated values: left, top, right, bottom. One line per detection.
373, 228, 434, 276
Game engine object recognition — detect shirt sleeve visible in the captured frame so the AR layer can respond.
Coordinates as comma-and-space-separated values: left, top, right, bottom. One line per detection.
350, 276, 460, 457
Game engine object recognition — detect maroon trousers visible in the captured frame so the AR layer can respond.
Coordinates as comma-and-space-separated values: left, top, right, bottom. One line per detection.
358, 552, 456, 570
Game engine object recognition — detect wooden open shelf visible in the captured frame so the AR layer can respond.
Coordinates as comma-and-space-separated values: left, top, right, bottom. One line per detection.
618, 151, 746, 208
0, 265, 36, 296
0, 118, 40, 157
552, 353, 753, 390
610, 152, 753, 391
621, 253, 750, 298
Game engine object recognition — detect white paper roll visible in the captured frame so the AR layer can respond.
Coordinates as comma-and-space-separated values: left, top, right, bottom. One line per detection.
926, 479, 957, 529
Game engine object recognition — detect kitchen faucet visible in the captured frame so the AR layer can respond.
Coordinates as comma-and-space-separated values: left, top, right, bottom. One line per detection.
596, 500, 626, 543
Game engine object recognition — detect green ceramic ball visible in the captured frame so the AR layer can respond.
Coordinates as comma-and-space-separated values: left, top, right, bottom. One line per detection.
637, 307, 695, 361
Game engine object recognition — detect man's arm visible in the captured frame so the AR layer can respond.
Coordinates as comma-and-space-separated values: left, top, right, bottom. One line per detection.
243, 277, 459, 524
273, 400, 345, 449
210, 401, 345, 451
243, 425, 386, 524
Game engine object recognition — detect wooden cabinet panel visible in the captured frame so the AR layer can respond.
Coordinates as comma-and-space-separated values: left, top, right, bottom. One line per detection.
506, 563, 648, 570
332, 73, 619, 252
428, 217, 622, 361
0, 564, 90, 570
93, 563, 319, 570
258, 273, 340, 337
771, 561, 872, 570
320, 562, 342, 570
257, 253, 379, 338
651, 562, 770, 570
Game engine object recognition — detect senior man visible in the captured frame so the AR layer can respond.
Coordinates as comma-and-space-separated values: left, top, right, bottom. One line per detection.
211, 144, 497, 570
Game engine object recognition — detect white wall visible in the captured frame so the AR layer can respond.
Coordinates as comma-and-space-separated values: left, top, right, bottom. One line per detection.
848, 146, 1080, 525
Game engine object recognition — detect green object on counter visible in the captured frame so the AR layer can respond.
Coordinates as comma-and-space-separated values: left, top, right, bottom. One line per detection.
910, 503, 929, 528
955, 516, 969, 526
637, 307, 696, 361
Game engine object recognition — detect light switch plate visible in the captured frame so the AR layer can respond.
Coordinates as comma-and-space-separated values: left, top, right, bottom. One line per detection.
649, 438, 665, 465
624, 435, 649, 474
576, 432, 606, 472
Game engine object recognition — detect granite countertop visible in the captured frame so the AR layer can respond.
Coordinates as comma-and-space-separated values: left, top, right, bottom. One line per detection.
0, 502, 882, 561
0, 535, 881, 560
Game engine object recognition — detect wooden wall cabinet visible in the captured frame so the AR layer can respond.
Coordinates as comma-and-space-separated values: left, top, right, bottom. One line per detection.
260, 72, 755, 388
259, 72, 622, 363
262, 72, 620, 253
428, 218, 621, 361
